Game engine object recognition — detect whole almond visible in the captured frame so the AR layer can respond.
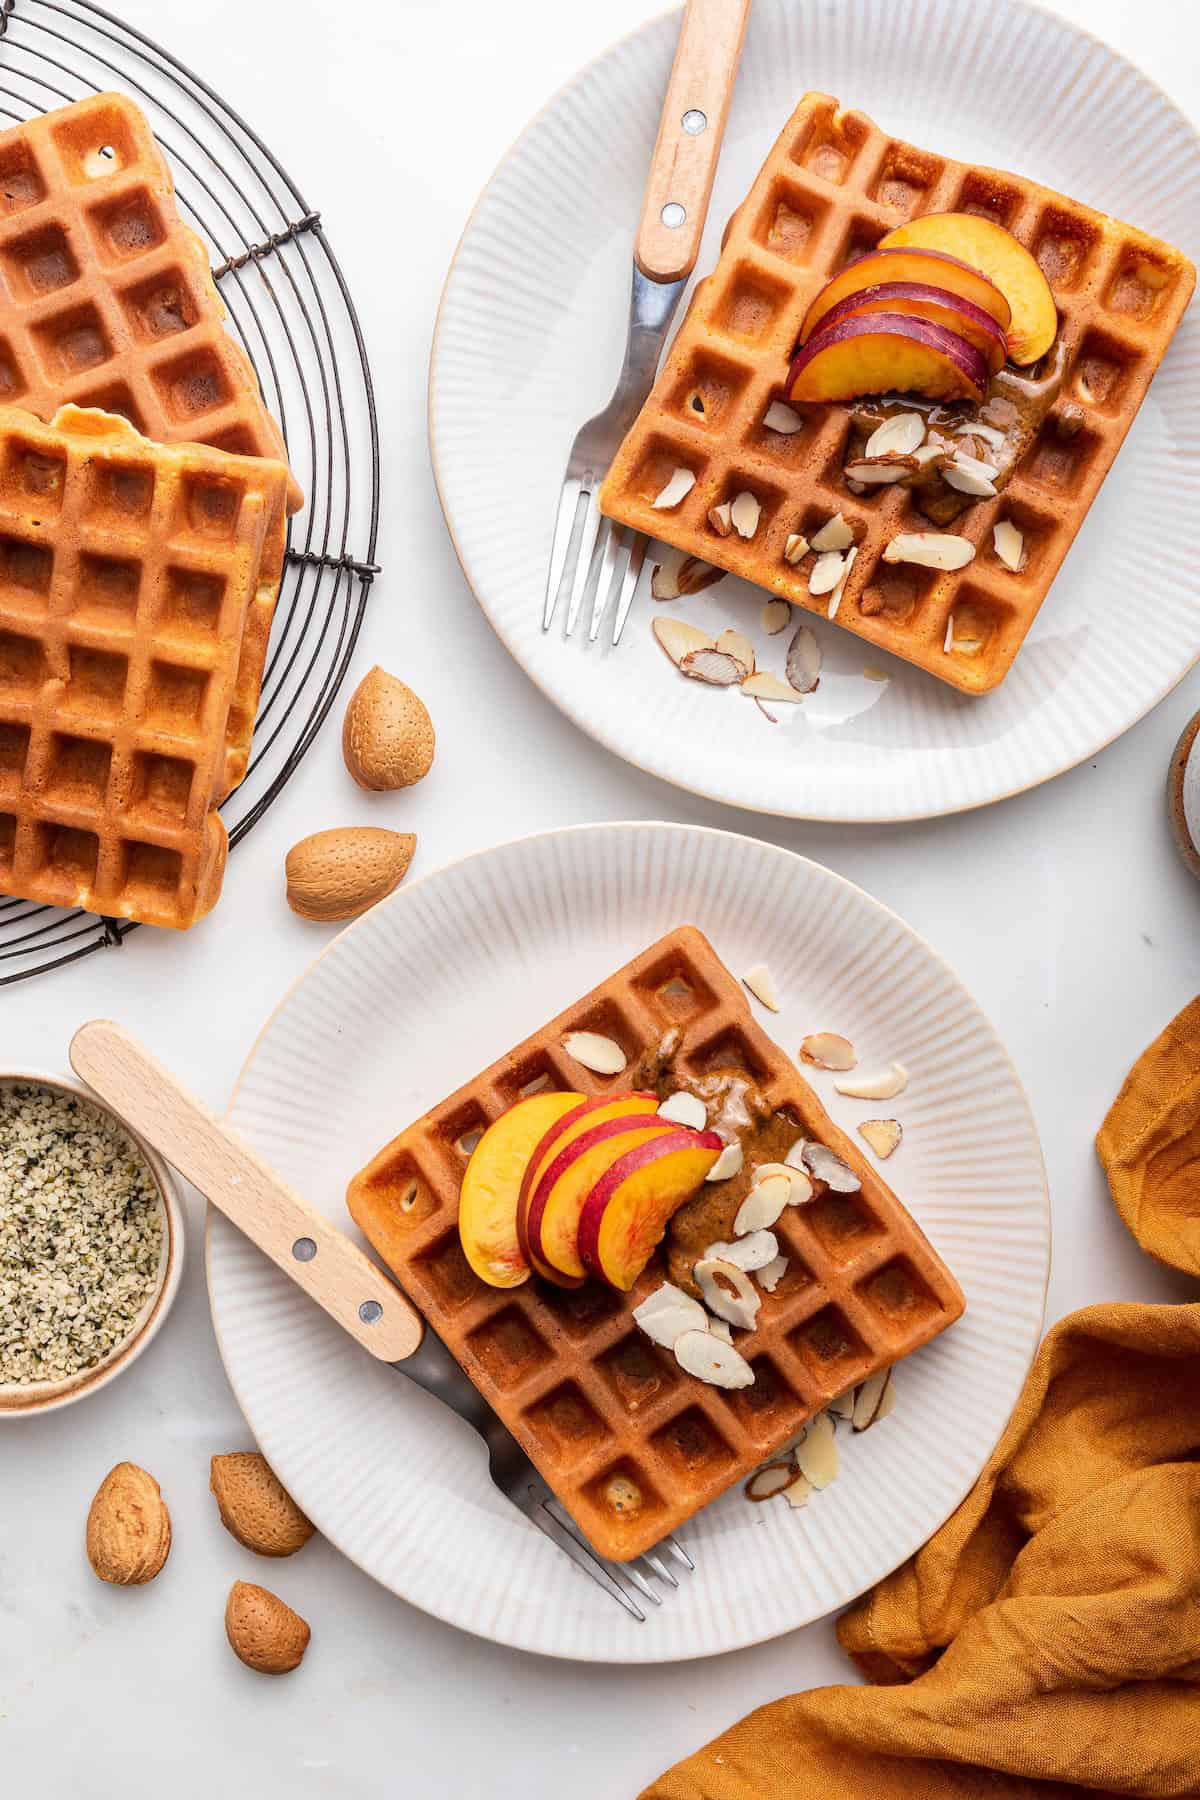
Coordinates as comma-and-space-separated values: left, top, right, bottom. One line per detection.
224, 1580, 310, 1675
86, 1462, 172, 1585
342, 665, 435, 791
210, 1452, 314, 1557
285, 826, 415, 922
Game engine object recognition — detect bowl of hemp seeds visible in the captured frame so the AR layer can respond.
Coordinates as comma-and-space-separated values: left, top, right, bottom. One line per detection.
0, 1072, 184, 1416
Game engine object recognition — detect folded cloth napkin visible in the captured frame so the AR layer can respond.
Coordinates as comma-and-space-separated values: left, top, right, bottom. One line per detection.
644, 997, 1200, 1800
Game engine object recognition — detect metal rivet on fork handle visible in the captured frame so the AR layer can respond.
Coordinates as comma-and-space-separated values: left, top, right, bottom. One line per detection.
682, 109, 707, 134
660, 202, 686, 228
359, 1300, 384, 1324
292, 1237, 317, 1262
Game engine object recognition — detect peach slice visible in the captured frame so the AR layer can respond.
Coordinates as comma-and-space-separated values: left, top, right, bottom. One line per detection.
799, 246, 1011, 344
577, 1129, 723, 1291
811, 281, 1007, 374
878, 213, 1057, 365
458, 1090, 583, 1288
516, 1092, 656, 1287
787, 313, 988, 406
527, 1114, 677, 1280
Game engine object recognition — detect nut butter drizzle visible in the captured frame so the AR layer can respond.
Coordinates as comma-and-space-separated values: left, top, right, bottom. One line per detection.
844, 334, 1069, 524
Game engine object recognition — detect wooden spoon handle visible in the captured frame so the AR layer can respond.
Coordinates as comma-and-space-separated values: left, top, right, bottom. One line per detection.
70, 1020, 423, 1363
634, 0, 751, 283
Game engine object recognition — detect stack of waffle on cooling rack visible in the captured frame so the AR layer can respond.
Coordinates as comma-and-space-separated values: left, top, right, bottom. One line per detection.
0, 91, 299, 929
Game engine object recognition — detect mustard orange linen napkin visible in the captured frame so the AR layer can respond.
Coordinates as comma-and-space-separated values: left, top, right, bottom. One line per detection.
644, 997, 1200, 1800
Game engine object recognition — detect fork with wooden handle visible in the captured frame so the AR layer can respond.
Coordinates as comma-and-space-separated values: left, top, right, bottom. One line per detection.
69, 1021, 692, 1620
543, 0, 751, 643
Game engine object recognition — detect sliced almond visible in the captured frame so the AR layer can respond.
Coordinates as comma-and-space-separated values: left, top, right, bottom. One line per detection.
913, 442, 949, 467
827, 544, 858, 621
746, 1461, 797, 1501
864, 412, 925, 458
707, 1316, 733, 1345
959, 420, 1006, 452
705, 1230, 779, 1273
828, 1389, 855, 1421
852, 1368, 893, 1431
730, 490, 761, 539
650, 554, 726, 601
859, 1117, 902, 1158
944, 452, 999, 498
742, 961, 779, 1011
657, 1090, 708, 1131
742, 671, 804, 704
794, 1411, 838, 1488
782, 534, 809, 566
695, 1257, 761, 1331
801, 1142, 861, 1193
634, 1294, 710, 1350
811, 513, 854, 553
561, 1030, 626, 1075
749, 1161, 810, 1206
943, 611, 956, 655
652, 467, 695, 509
716, 628, 756, 675
993, 519, 1025, 572
673, 1328, 754, 1389
782, 1468, 813, 1508
763, 401, 804, 435
843, 455, 917, 485
756, 1253, 789, 1293
708, 501, 733, 537
705, 1140, 743, 1183
883, 532, 975, 571
681, 647, 744, 686
762, 598, 792, 633
634, 1281, 700, 1325
799, 1032, 857, 1072
834, 1061, 908, 1100
786, 623, 821, 694
808, 550, 845, 597
652, 616, 715, 666
733, 1172, 792, 1235
875, 1369, 898, 1422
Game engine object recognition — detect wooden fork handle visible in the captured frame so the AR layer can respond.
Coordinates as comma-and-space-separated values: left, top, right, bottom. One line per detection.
69, 1020, 423, 1363
635, 0, 751, 284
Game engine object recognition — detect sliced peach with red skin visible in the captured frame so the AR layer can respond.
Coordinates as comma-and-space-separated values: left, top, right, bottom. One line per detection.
576, 1129, 723, 1291
812, 281, 1008, 375
458, 1090, 584, 1288
787, 312, 988, 406
878, 213, 1057, 365
516, 1092, 655, 1287
800, 246, 1011, 344
528, 1115, 677, 1280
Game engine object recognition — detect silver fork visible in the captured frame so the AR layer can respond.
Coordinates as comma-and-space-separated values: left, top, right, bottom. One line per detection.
543, 0, 750, 646
69, 1022, 691, 1622
399, 1322, 693, 1621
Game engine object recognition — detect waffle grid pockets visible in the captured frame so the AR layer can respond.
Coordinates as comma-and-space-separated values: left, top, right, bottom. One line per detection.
599, 93, 1195, 694
0, 93, 302, 514
0, 403, 289, 929
348, 926, 965, 1562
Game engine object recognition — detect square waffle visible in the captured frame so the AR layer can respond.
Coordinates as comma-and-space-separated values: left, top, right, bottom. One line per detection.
0, 92, 301, 514
347, 926, 965, 1562
0, 402, 289, 929
598, 93, 1195, 694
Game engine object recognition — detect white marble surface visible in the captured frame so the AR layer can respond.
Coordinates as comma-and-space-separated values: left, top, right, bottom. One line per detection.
2, 0, 1199, 1794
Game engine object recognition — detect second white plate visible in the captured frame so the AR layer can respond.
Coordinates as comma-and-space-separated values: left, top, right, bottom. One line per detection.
429, 0, 1200, 821
208, 824, 1048, 1661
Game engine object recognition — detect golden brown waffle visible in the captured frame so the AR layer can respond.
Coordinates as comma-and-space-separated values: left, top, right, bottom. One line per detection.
0, 93, 301, 513
348, 925, 965, 1562
0, 404, 289, 929
599, 93, 1195, 694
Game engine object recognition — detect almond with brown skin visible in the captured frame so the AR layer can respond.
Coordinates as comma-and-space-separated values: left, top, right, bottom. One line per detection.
86, 1462, 172, 1586
342, 666, 435, 791
224, 1580, 310, 1674
285, 827, 415, 922
210, 1452, 315, 1558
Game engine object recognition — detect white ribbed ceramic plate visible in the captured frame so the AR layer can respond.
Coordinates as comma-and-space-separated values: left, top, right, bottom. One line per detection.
208, 824, 1048, 1661
430, 0, 1200, 822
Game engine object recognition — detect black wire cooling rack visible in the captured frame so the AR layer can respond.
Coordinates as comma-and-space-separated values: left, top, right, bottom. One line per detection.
0, 0, 381, 985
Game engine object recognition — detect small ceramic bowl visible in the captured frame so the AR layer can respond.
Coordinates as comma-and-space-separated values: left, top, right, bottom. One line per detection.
0, 1068, 184, 1417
